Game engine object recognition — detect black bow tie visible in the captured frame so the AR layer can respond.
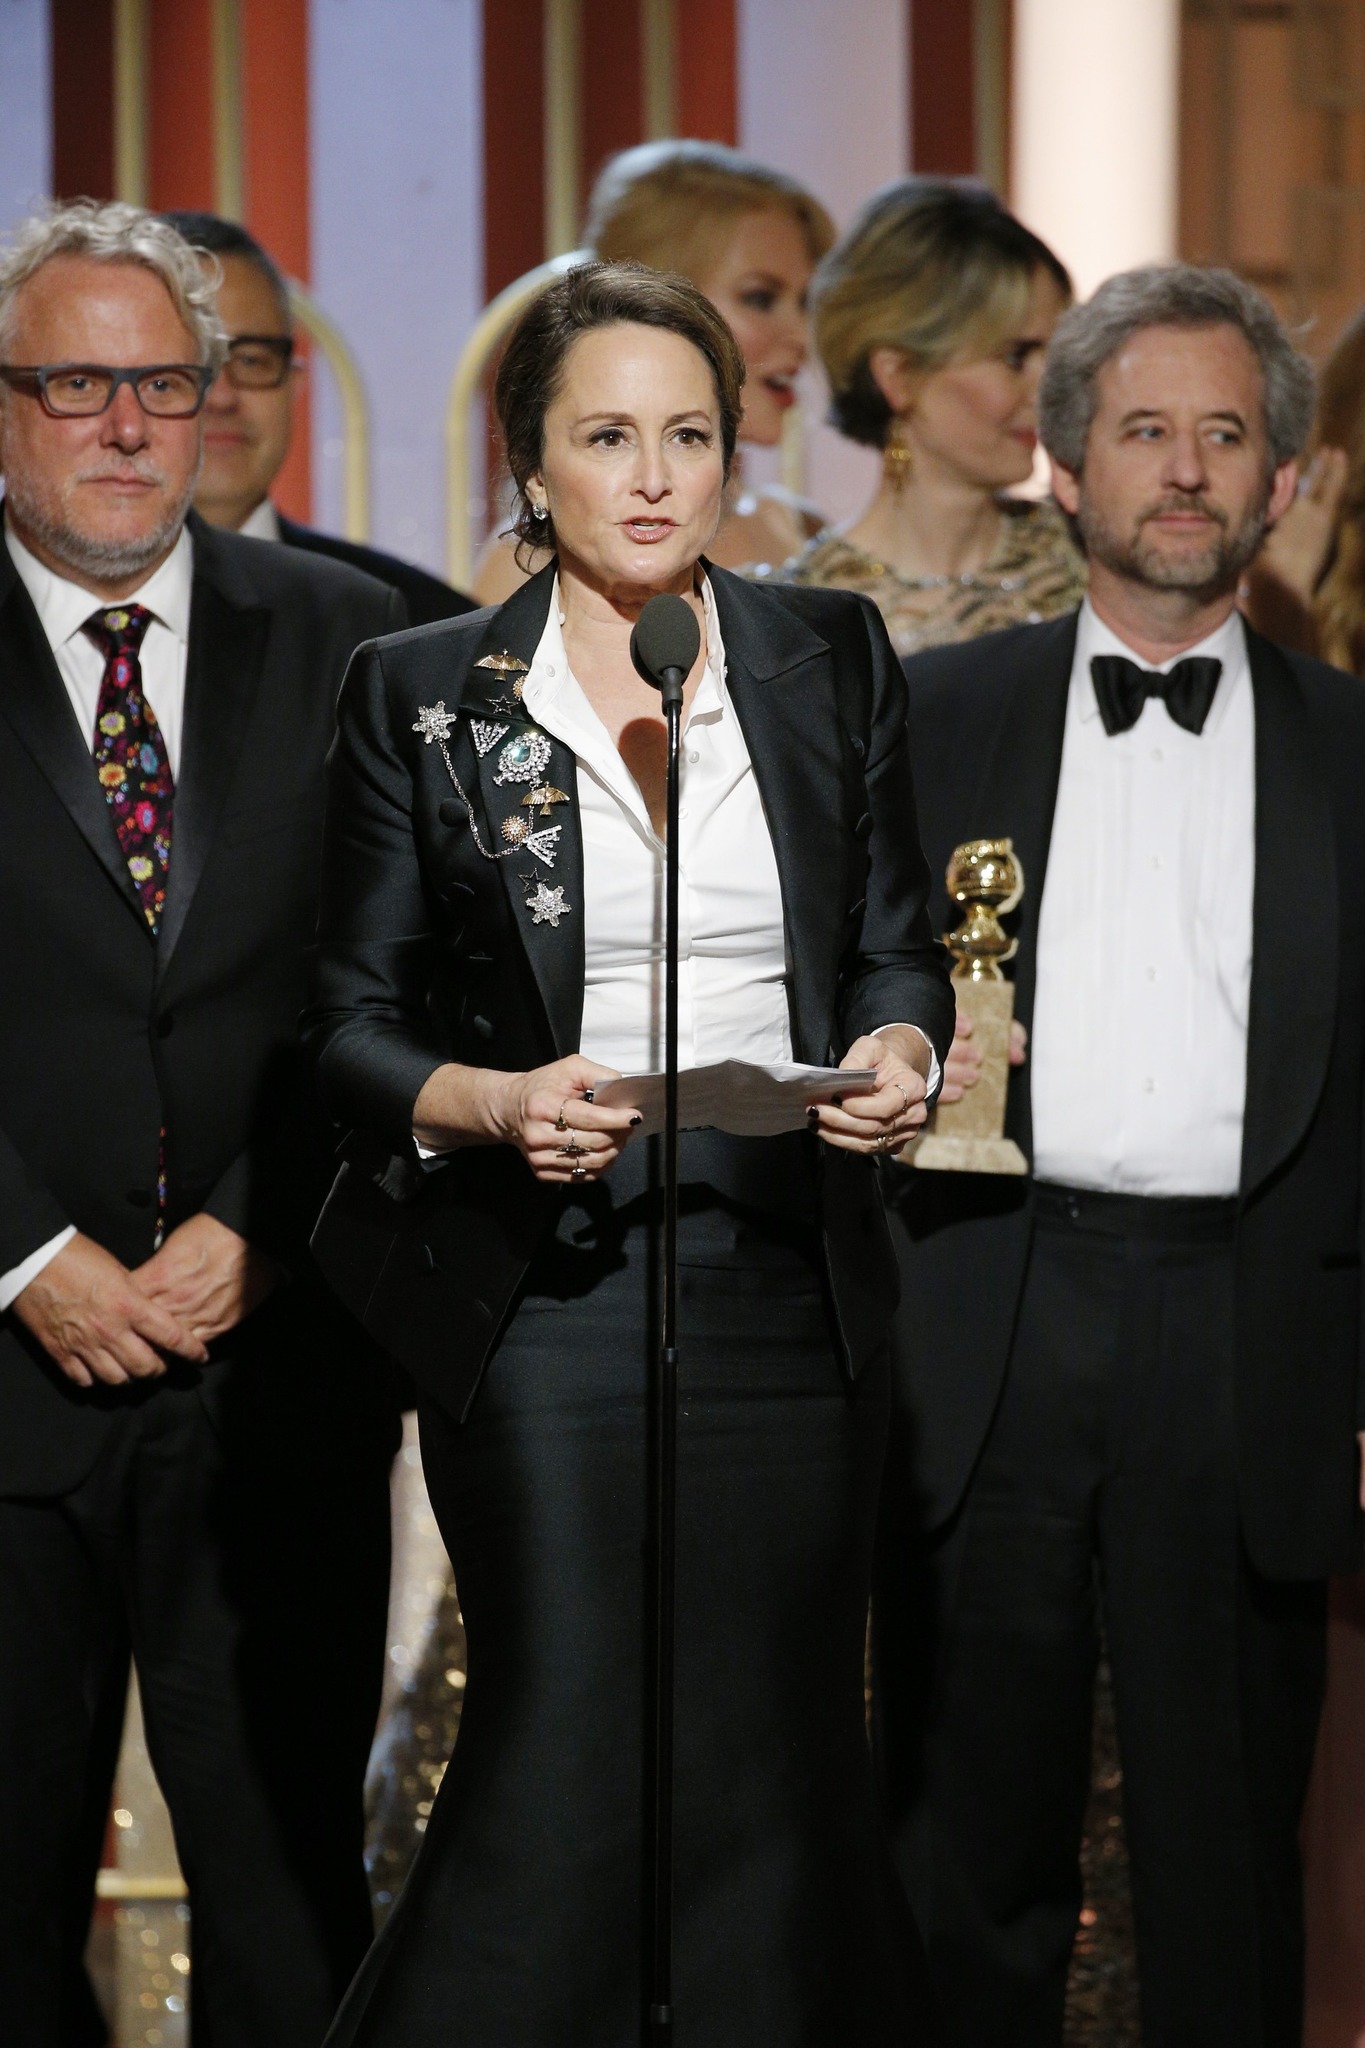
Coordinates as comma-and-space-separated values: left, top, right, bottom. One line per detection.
1090, 654, 1223, 738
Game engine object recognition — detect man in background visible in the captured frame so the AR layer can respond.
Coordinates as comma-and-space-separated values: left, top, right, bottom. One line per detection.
160, 209, 476, 624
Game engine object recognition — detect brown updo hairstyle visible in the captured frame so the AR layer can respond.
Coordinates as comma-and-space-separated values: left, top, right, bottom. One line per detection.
812, 177, 1072, 449
584, 138, 835, 289
494, 261, 747, 562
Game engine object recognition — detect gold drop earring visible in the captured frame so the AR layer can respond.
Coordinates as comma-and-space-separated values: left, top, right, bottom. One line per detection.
883, 415, 913, 494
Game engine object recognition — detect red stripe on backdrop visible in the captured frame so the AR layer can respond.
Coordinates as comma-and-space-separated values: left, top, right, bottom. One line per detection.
676, 0, 736, 146
51, 0, 115, 202
581, 0, 643, 203
242, 0, 311, 521
147, 0, 216, 212
909, 0, 975, 176
484, 0, 546, 299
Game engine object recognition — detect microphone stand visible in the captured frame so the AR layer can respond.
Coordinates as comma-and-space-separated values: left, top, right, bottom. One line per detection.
649, 658, 684, 2045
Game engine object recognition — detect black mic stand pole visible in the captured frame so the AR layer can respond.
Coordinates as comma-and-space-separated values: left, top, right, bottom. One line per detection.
649, 656, 684, 2046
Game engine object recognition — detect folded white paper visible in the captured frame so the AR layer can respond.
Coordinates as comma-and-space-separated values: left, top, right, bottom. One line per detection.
588, 1060, 879, 1139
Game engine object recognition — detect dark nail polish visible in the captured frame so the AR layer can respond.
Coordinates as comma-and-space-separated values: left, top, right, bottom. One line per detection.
806, 1105, 820, 1122
630, 1114, 643, 1127
831, 1094, 844, 1108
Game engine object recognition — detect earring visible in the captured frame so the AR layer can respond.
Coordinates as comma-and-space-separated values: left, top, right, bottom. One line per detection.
883, 415, 912, 493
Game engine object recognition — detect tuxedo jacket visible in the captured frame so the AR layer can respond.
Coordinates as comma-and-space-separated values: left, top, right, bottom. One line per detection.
305, 562, 955, 1422
276, 514, 477, 627
888, 609, 1365, 1580
0, 513, 404, 1499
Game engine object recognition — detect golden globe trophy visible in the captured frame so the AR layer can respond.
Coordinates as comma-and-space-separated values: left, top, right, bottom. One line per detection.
912, 837, 1028, 1175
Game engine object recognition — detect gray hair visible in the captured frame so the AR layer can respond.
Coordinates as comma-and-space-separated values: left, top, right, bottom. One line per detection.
1039, 263, 1315, 475
0, 200, 227, 371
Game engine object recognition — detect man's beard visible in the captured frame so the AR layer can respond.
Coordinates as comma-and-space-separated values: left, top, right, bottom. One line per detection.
1076, 487, 1271, 600
5, 461, 197, 583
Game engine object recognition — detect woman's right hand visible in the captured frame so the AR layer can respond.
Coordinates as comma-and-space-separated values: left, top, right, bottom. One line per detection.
482, 1054, 640, 1182
414, 1055, 639, 1182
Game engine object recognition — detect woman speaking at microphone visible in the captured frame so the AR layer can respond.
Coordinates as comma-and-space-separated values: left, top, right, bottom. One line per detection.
305, 262, 953, 2046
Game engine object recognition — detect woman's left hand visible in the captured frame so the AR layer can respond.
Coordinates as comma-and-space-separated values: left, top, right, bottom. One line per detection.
808, 1027, 931, 1157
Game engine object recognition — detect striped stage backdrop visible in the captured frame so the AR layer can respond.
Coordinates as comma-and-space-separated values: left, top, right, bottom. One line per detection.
0, 1, 993, 577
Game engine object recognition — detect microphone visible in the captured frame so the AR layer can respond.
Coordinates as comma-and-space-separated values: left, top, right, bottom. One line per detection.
630, 593, 701, 712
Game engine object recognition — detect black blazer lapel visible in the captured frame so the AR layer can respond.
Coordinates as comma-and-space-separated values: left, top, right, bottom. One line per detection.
156, 522, 270, 969
463, 566, 586, 1056
708, 568, 847, 1064
0, 550, 148, 928
965, 613, 1075, 1158
1240, 627, 1337, 1197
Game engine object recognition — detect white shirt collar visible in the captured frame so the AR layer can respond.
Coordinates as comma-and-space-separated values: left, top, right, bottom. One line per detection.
522, 573, 727, 824
237, 498, 282, 544
1073, 595, 1247, 740
3, 511, 194, 650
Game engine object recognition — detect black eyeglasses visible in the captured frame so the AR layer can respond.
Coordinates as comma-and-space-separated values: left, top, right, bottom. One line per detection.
222, 335, 295, 391
0, 362, 213, 418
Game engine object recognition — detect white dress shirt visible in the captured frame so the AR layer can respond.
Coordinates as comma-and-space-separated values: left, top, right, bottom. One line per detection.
1029, 598, 1254, 1197
238, 498, 282, 543
524, 577, 794, 1074
0, 517, 195, 1308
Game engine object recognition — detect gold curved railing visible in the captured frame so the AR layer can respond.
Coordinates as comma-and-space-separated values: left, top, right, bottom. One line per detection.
444, 249, 590, 590
289, 282, 371, 544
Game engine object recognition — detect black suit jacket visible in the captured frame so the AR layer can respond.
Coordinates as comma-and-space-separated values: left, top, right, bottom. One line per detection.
305, 563, 955, 1422
888, 609, 1365, 1579
0, 513, 405, 1498
276, 513, 477, 626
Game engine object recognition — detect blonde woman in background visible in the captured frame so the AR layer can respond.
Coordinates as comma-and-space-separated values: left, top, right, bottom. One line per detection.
473, 139, 834, 602
783, 178, 1085, 655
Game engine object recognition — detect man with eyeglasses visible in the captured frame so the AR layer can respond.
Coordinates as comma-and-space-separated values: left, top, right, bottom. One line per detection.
0, 201, 402, 2047
160, 211, 476, 623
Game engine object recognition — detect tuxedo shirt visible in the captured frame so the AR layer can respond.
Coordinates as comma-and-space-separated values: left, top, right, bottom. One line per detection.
0, 519, 195, 1307
1030, 600, 1254, 1197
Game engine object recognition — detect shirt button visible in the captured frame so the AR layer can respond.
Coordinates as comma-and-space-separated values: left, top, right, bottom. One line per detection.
1151, 854, 1163, 870
688, 750, 700, 765
1143, 1077, 1157, 1093
1146, 965, 1157, 981
1151, 747, 1164, 763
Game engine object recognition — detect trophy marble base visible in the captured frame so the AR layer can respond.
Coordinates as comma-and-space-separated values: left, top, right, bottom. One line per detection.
911, 975, 1028, 1177
913, 1131, 1028, 1175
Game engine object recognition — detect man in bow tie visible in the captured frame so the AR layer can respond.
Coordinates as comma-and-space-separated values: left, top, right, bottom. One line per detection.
875, 264, 1365, 2045
0, 202, 403, 2045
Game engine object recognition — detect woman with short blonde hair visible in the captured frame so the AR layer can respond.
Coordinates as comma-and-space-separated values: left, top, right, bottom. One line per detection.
473, 141, 835, 600
787, 177, 1085, 655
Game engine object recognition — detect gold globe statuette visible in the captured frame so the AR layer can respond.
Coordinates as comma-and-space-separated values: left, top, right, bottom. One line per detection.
912, 837, 1028, 1175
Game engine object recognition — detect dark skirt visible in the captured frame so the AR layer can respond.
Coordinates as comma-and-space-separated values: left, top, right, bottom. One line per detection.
326, 1181, 926, 2046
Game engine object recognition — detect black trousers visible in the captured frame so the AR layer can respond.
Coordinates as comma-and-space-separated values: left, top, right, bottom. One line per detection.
326, 1183, 930, 2047
0, 1302, 396, 2048
874, 1185, 1327, 2048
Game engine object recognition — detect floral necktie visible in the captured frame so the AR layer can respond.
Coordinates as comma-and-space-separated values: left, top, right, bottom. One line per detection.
84, 604, 174, 934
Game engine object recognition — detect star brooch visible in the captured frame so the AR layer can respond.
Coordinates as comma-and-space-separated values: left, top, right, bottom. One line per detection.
522, 877, 570, 927
412, 701, 458, 745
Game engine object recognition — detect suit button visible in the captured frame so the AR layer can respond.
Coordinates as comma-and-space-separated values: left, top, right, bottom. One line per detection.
126, 1188, 152, 1208
155, 1012, 174, 1038
850, 736, 866, 761
439, 800, 463, 827
471, 1014, 494, 1041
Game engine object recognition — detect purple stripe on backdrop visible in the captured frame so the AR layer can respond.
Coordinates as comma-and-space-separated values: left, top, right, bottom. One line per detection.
0, 0, 52, 229
308, 0, 484, 578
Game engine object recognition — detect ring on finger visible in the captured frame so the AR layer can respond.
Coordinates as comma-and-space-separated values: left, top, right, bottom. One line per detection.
893, 1082, 910, 1117
556, 1137, 588, 1160
571, 1163, 588, 1180
555, 1099, 571, 1132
